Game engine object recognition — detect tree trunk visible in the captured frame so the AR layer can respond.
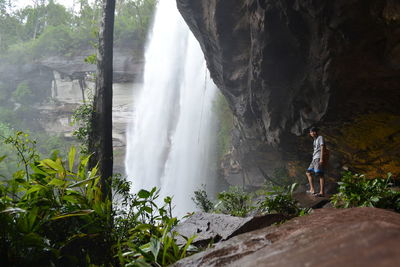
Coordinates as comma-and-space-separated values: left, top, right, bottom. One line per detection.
78, 77, 86, 103
89, 0, 115, 202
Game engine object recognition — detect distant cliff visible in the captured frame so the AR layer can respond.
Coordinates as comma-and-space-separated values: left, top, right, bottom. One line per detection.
177, 0, 400, 187
0, 48, 143, 174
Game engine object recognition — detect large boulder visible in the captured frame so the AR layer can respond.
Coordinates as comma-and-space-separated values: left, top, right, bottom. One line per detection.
174, 212, 287, 247
173, 207, 400, 266
177, 0, 400, 186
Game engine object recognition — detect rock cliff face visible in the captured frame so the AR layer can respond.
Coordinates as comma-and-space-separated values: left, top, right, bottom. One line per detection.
0, 49, 143, 174
177, 0, 400, 187
39, 49, 143, 83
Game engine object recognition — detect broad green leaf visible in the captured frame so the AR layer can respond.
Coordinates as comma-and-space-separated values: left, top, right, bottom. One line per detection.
80, 155, 90, 168
1, 207, 26, 214
25, 184, 46, 195
50, 209, 94, 220
180, 234, 197, 259
150, 237, 161, 261
31, 164, 48, 176
121, 251, 135, 257
144, 206, 153, 213
290, 183, 298, 194
62, 195, 82, 204
150, 187, 157, 195
21, 232, 47, 247
371, 196, 380, 203
48, 178, 66, 187
68, 146, 76, 171
138, 189, 150, 199
164, 196, 172, 204
89, 165, 98, 178
65, 189, 81, 195
40, 159, 63, 171
0, 155, 6, 162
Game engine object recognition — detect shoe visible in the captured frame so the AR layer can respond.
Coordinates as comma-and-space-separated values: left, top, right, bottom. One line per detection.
315, 193, 325, 197
306, 190, 315, 195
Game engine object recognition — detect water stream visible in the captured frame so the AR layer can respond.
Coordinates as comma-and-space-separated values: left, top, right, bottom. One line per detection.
124, 0, 217, 217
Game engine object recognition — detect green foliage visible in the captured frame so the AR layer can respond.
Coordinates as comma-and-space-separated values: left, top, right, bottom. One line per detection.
0, 1, 22, 52
213, 92, 233, 160
193, 183, 310, 218
0, 124, 19, 177
12, 81, 34, 105
0, 128, 69, 179
215, 186, 254, 217
116, 187, 198, 266
192, 185, 214, 212
44, 1, 72, 27
258, 183, 308, 216
84, 53, 97, 64
0, 144, 113, 266
3, 131, 38, 181
71, 102, 93, 155
114, 0, 157, 48
0, 0, 157, 61
32, 25, 73, 57
331, 172, 400, 212
0, 132, 198, 266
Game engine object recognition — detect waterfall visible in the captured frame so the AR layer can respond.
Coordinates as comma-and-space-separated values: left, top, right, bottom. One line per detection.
124, 0, 217, 217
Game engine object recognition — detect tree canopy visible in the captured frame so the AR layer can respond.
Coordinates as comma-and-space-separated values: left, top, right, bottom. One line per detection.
0, 0, 156, 59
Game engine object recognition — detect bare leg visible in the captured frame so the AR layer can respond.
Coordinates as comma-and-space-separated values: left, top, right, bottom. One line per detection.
319, 177, 325, 195
306, 172, 315, 193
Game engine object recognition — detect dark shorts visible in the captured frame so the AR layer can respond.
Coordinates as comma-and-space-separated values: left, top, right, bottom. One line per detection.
307, 158, 324, 176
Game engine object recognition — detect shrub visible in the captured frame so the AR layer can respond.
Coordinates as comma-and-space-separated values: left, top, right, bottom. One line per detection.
116, 189, 198, 266
12, 81, 33, 105
71, 102, 93, 155
331, 172, 400, 212
192, 185, 214, 212
0, 142, 111, 266
215, 186, 254, 217
258, 183, 308, 216
0, 131, 198, 266
32, 25, 73, 57
193, 183, 310, 218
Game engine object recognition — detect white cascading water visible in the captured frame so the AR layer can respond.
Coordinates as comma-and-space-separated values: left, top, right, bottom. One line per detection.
125, 0, 217, 217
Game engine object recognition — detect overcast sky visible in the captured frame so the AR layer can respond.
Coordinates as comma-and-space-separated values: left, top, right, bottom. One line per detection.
14, 0, 72, 9
13, 0, 95, 11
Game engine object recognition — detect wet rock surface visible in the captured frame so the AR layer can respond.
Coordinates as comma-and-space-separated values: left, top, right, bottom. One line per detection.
177, 0, 400, 185
293, 192, 331, 209
173, 207, 400, 266
174, 212, 287, 247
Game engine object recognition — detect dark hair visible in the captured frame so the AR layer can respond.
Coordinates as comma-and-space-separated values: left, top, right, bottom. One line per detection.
309, 127, 319, 133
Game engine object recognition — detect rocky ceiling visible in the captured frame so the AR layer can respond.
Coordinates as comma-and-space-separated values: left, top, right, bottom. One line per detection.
177, 0, 400, 187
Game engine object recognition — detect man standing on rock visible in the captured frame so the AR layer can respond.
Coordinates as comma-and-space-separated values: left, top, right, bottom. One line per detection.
306, 127, 326, 197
